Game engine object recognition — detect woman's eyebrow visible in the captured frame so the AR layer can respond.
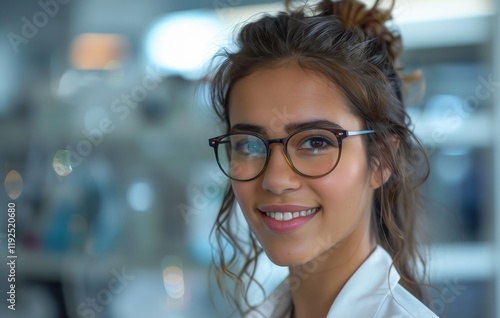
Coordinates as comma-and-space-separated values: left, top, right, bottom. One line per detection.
284, 120, 343, 133
230, 120, 343, 135
230, 123, 266, 134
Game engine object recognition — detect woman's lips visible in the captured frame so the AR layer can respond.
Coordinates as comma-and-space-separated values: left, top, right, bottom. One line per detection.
258, 205, 320, 234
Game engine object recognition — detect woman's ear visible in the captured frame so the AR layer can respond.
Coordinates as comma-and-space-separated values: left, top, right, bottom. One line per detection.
369, 158, 392, 189
369, 136, 400, 189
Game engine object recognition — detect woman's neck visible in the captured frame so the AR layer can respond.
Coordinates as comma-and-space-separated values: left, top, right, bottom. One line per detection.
288, 231, 375, 318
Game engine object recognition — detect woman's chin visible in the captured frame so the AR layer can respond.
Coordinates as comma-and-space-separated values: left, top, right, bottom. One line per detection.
263, 251, 313, 268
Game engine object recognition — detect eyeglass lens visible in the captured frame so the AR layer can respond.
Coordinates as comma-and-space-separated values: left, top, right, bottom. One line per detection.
216, 129, 341, 180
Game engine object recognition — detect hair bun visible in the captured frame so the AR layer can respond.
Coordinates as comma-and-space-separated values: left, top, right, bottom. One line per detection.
285, 0, 401, 64
317, 0, 394, 36
322, 0, 401, 61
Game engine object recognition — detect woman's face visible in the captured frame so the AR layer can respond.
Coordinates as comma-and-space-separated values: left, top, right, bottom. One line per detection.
228, 63, 381, 267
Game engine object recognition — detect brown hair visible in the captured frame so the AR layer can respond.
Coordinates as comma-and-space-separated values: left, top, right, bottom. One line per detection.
208, 0, 430, 315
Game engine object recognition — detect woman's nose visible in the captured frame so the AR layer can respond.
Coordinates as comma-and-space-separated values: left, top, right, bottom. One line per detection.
261, 145, 301, 194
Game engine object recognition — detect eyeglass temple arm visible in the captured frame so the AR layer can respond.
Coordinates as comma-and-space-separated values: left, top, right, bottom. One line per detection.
346, 130, 375, 136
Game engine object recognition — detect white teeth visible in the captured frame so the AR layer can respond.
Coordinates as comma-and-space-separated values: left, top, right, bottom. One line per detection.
265, 208, 318, 221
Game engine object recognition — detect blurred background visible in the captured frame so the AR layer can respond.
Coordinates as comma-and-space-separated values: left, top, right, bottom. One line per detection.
0, 0, 499, 317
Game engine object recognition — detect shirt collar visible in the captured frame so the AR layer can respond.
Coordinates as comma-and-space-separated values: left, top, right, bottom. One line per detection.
325, 245, 399, 317
245, 246, 399, 318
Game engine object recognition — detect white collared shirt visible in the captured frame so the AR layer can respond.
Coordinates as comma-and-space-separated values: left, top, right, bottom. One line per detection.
245, 246, 438, 318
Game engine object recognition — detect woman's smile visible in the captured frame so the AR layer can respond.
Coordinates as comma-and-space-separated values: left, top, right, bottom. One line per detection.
258, 205, 321, 233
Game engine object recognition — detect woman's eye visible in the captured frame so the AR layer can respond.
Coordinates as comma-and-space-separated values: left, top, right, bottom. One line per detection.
234, 140, 265, 155
300, 137, 333, 150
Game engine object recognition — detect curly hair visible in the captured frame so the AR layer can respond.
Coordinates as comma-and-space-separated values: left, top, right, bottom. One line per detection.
208, 0, 430, 315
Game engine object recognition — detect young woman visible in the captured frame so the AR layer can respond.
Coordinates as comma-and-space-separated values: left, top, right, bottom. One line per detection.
207, 0, 438, 317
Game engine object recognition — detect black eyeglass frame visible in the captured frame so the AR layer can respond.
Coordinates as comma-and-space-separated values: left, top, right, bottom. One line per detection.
208, 128, 375, 182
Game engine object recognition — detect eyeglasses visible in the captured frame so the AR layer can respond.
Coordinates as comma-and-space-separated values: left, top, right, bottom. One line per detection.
208, 128, 375, 181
